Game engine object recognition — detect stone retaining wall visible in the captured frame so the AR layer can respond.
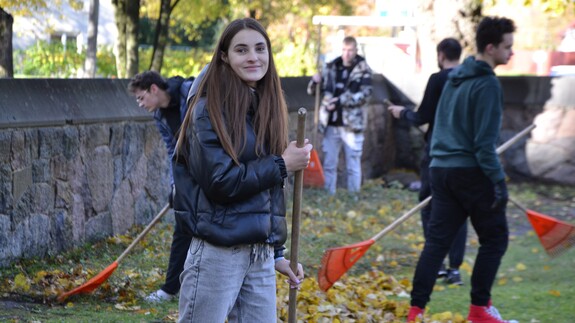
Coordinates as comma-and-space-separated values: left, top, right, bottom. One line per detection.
0, 122, 169, 267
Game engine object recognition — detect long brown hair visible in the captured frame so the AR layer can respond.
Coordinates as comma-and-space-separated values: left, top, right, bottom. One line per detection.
176, 18, 288, 165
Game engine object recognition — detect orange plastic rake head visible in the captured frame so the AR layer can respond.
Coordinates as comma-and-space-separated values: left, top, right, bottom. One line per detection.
57, 261, 118, 302
303, 149, 325, 188
526, 209, 575, 257
317, 239, 375, 291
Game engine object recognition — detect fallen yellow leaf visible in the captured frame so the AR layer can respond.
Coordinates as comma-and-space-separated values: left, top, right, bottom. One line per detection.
14, 273, 31, 292
515, 263, 527, 271
548, 290, 561, 297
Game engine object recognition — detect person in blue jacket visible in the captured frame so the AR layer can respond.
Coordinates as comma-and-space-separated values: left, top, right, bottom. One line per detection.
128, 71, 193, 302
407, 17, 517, 323
173, 18, 311, 322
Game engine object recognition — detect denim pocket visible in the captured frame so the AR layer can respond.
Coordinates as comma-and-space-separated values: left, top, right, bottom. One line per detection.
189, 237, 204, 256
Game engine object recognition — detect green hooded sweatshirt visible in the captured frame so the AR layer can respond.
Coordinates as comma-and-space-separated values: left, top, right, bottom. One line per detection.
430, 56, 505, 184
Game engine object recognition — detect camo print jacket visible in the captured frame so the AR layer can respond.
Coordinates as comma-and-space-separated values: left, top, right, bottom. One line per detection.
307, 55, 372, 133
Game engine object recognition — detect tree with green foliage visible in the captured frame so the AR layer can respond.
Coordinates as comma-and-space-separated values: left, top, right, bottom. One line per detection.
112, 0, 139, 78
138, 0, 352, 75
0, 7, 13, 77
84, 0, 99, 78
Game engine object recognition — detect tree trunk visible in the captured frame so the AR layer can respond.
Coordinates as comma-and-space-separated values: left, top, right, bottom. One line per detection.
149, 0, 173, 73
0, 7, 14, 78
415, 0, 482, 75
113, 0, 128, 78
126, 0, 139, 77
84, 0, 99, 78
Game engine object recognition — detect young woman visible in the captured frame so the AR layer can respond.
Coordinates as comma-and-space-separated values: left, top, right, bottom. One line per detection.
173, 18, 312, 322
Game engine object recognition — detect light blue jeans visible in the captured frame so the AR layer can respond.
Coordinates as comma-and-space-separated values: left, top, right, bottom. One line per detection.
322, 126, 364, 195
178, 238, 276, 323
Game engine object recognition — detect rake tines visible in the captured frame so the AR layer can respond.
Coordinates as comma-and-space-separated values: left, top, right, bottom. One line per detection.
318, 239, 375, 291
526, 209, 575, 257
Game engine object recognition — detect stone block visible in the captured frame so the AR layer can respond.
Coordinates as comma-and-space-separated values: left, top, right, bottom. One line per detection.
51, 210, 72, 253
62, 127, 79, 159
532, 108, 562, 143
128, 155, 147, 203
52, 154, 72, 181
32, 158, 50, 183
122, 123, 145, 177
134, 195, 162, 226
38, 128, 64, 159
71, 193, 86, 243
18, 214, 50, 259
86, 145, 114, 213
86, 124, 111, 148
55, 180, 73, 209
557, 109, 575, 138
10, 130, 29, 170
0, 214, 12, 266
0, 131, 10, 164
0, 164, 13, 214
110, 180, 135, 235
12, 166, 32, 203
526, 141, 568, 177
85, 211, 113, 241
109, 123, 125, 156
25, 129, 39, 160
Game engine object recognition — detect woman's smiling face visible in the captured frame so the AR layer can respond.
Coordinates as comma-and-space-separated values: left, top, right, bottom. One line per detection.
222, 29, 269, 87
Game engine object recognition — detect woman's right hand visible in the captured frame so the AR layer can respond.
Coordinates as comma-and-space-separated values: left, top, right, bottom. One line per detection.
282, 139, 312, 172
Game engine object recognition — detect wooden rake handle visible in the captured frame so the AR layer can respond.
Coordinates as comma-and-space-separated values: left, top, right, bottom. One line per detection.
371, 123, 536, 243
288, 108, 307, 323
115, 203, 170, 264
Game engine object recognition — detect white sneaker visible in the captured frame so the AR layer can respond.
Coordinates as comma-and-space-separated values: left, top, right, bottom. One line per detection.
145, 289, 175, 303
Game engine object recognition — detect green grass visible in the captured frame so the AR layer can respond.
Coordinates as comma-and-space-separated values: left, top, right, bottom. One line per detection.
388, 233, 575, 322
1, 180, 574, 322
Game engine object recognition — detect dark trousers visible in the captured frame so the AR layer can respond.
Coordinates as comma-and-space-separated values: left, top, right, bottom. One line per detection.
411, 167, 508, 308
161, 212, 192, 295
419, 152, 467, 269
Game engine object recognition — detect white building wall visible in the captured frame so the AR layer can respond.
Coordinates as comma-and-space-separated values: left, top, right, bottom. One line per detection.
12, 0, 118, 50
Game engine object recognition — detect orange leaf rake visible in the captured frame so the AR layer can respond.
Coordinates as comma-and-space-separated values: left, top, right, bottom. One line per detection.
318, 196, 431, 292
57, 204, 170, 302
509, 198, 575, 258
317, 124, 537, 292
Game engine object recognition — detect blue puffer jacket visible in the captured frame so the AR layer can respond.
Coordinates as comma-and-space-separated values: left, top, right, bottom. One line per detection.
172, 70, 288, 259
154, 76, 193, 185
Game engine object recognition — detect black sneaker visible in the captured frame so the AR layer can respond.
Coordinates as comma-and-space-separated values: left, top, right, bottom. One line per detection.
437, 263, 448, 278
444, 269, 463, 285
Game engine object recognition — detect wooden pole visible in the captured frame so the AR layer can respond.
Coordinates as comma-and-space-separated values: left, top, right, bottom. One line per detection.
287, 108, 307, 323
312, 23, 322, 147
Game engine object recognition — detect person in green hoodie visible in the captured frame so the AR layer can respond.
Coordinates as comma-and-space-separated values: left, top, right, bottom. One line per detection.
407, 17, 517, 323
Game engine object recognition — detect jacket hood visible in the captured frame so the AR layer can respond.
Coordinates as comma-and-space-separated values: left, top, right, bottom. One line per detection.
448, 56, 494, 87
166, 76, 185, 108
329, 54, 366, 69
187, 64, 209, 105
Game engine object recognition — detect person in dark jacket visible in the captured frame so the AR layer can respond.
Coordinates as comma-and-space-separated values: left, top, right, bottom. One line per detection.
173, 18, 311, 322
407, 17, 517, 323
128, 71, 193, 302
388, 38, 467, 286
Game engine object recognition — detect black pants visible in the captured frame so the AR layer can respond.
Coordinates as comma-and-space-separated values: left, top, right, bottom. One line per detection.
161, 212, 192, 295
411, 167, 508, 308
419, 152, 467, 269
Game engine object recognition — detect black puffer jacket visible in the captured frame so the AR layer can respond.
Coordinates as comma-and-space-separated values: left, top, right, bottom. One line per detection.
172, 71, 288, 258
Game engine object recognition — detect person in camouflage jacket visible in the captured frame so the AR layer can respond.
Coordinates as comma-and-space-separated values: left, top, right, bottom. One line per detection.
307, 36, 373, 195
